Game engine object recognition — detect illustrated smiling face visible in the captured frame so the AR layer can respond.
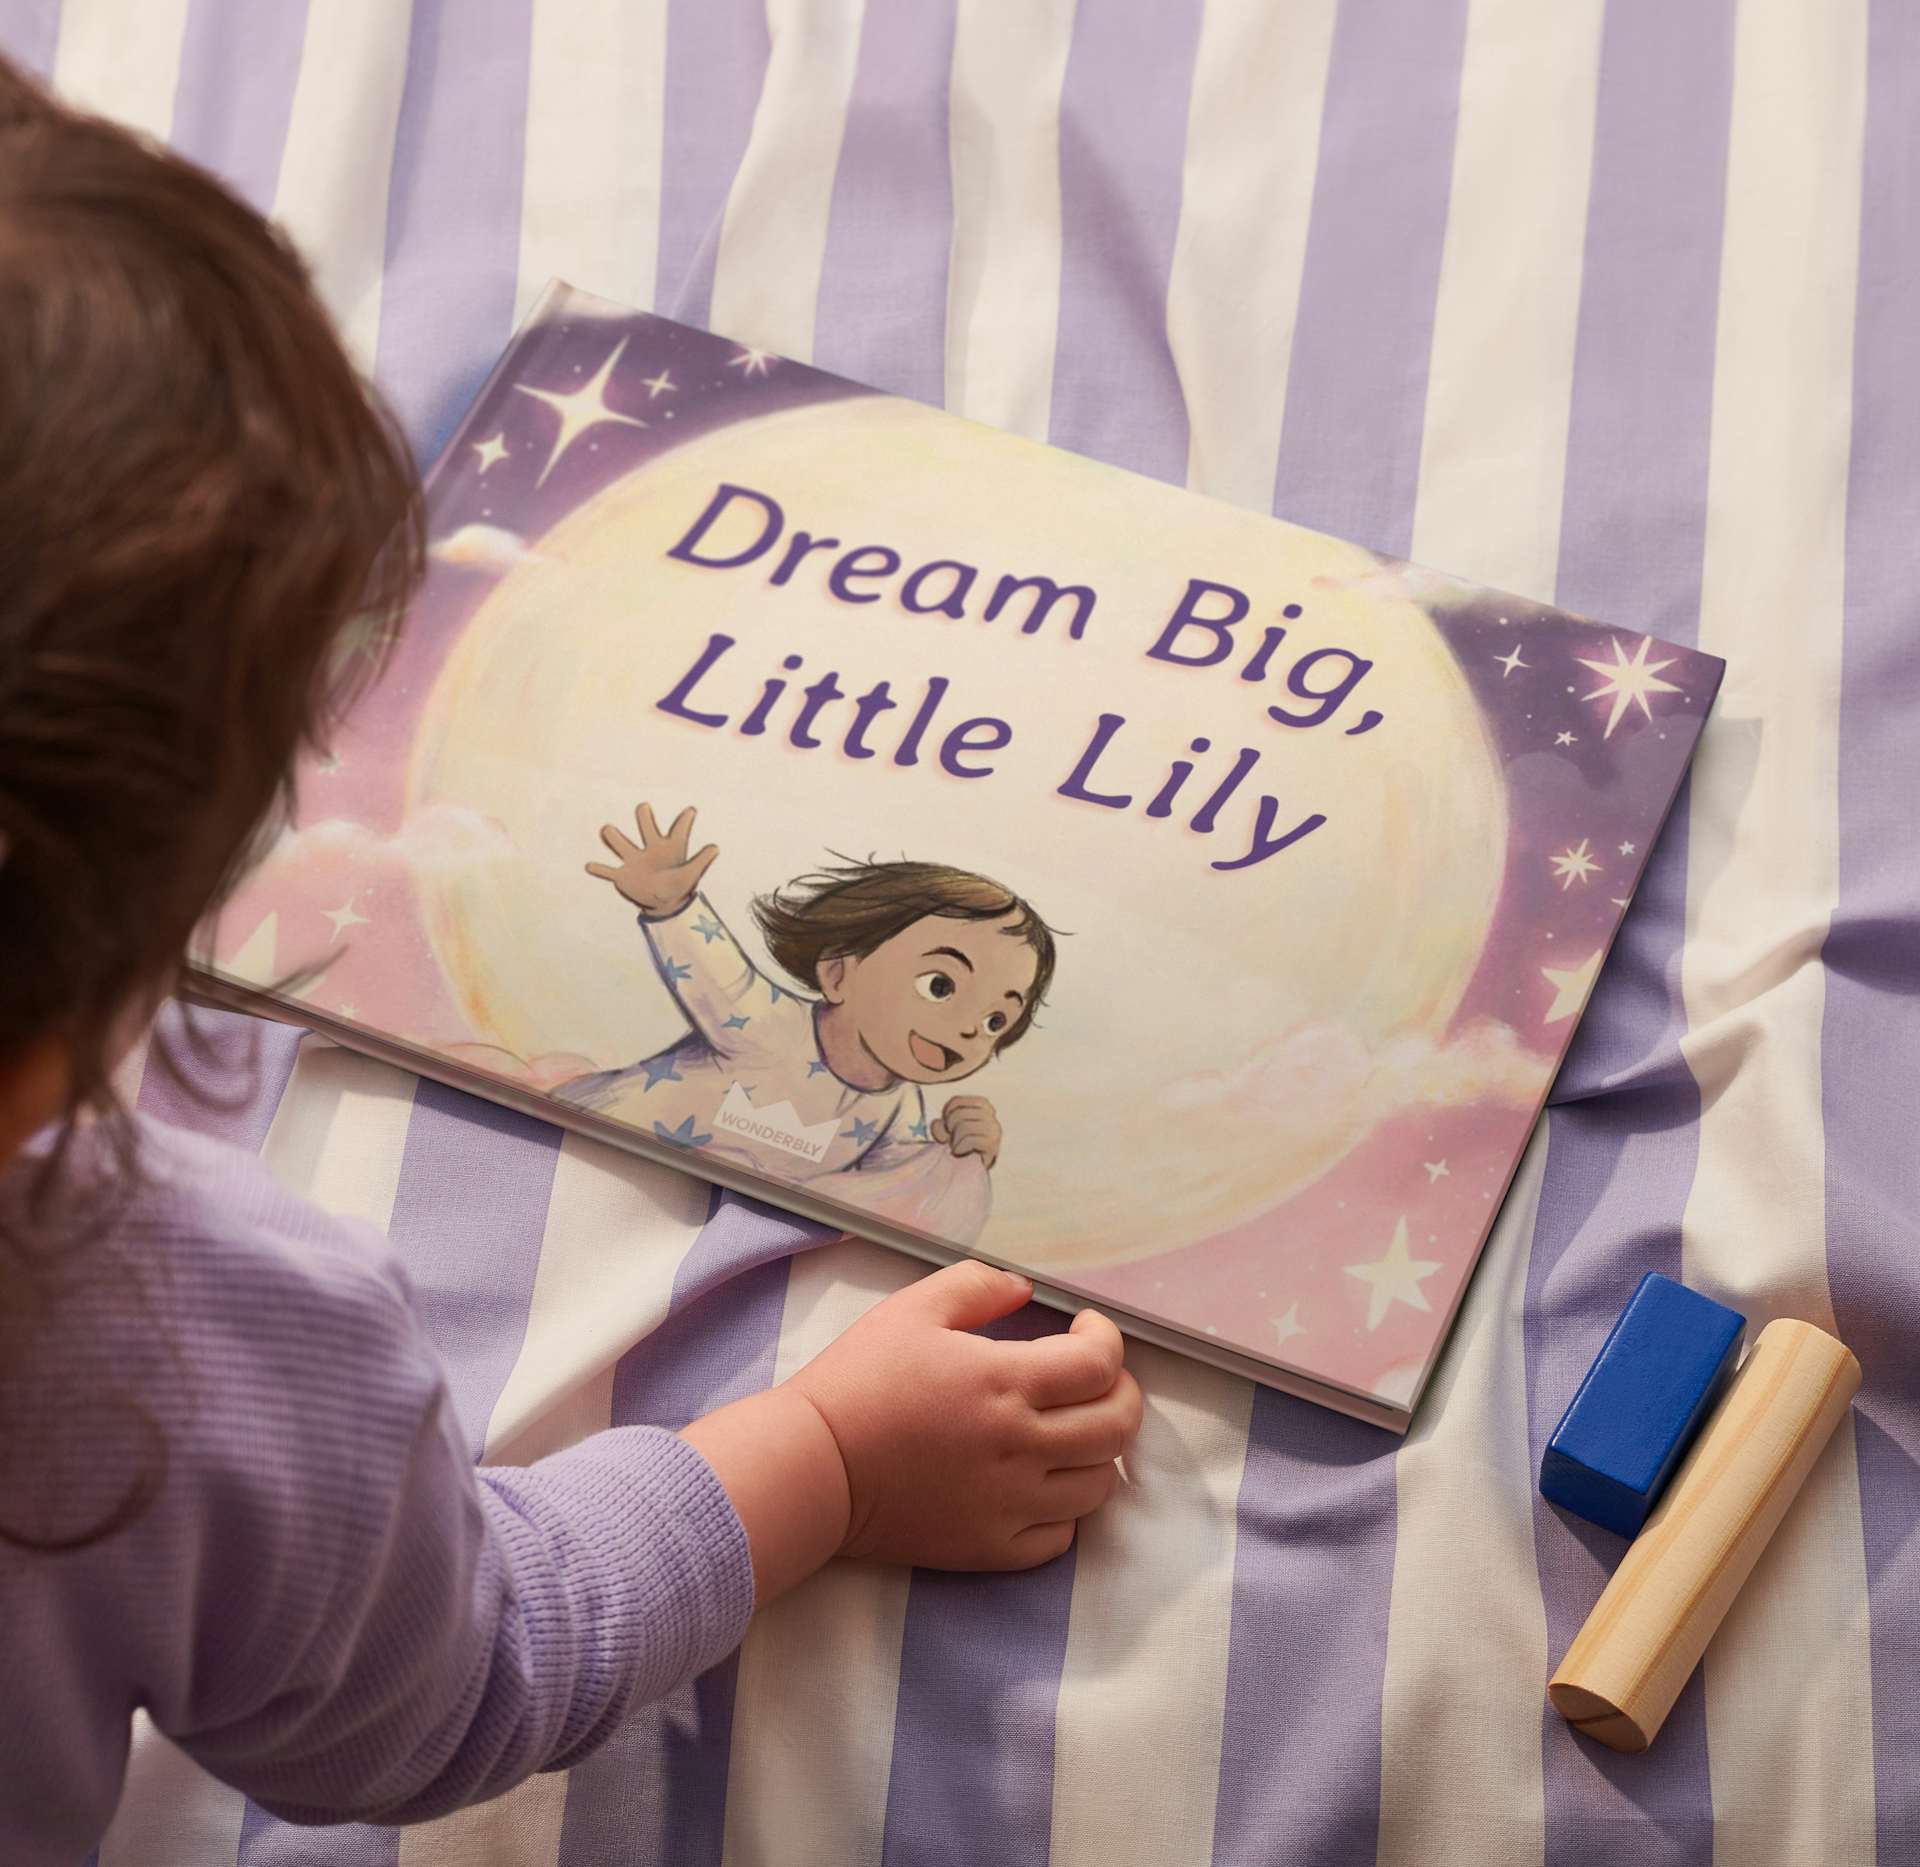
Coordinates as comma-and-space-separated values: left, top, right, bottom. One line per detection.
818, 910, 1039, 1085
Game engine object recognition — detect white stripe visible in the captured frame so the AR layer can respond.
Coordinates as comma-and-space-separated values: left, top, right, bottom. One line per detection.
271, 0, 416, 369
481, 1130, 709, 1465
1680, 2, 1872, 1861
1378, 1127, 1550, 1867
706, 0, 865, 361
513, 0, 668, 324
945, 0, 1076, 433
258, 1041, 418, 1227
395, 1767, 572, 1867
1407, 0, 1604, 599
1165, 0, 1338, 512
1378, 11, 1603, 1860
94, 1714, 247, 1867
720, 1238, 918, 1867
50, 0, 191, 143
1048, 1344, 1252, 1864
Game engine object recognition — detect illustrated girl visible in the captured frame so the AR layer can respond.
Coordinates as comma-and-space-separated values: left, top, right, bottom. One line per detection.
557, 804, 1057, 1242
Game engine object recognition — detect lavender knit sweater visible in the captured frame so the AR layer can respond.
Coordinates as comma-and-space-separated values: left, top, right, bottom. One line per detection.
0, 1117, 756, 1863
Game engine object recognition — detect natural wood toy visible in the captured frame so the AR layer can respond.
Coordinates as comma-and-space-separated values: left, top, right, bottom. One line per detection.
1547, 1318, 1861, 1752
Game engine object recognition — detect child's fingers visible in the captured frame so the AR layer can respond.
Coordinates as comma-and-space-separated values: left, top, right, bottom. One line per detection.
1038, 1371, 1143, 1464
929, 1118, 949, 1144
585, 861, 619, 882
1004, 1521, 1077, 1568
1018, 1315, 1124, 1407
900, 1259, 1033, 1330
666, 804, 697, 851
668, 844, 719, 892
599, 823, 641, 861
1041, 1461, 1121, 1520
634, 802, 663, 845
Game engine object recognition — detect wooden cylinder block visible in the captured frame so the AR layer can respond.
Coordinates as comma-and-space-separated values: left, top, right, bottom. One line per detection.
1547, 1317, 1860, 1753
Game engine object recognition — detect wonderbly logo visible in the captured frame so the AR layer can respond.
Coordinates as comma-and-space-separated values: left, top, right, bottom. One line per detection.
713, 1082, 840, 1162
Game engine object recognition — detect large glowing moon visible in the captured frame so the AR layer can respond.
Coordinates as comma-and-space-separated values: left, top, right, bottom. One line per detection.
407, 395, 1506, 1267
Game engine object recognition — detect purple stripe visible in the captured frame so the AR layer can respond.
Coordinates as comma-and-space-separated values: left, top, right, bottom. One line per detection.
137, 1005, 303, 1153
557, 1192, 818, 1867
656, 0, 768, 326
1213, 11, 1470, 1859
1824, 0, 1920, 1852
1267, 0, 1469, 560
0, 0, 59, 77
880, 1299, 1078, 1867
1209, 1396, 1397, 1866
810, 0, 956, 408
381, 1078, 563, 1456
1047, 0, 1204, 485
373, 0, 534, 463
1523, 3, 1738, 1860
168, 0, 309, 209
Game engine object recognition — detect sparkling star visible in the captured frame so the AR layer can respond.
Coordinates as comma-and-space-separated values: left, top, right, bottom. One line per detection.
1554, 730, 1577, 747
1541, 950, 1604, 1023
1495, 646, 1528, 678
1271, 1303, 1307, 1348
472, 431, 510, 473
641, 367, 676, 399
723, 1014, 751, 1030
1618, 841, 1636, 856
316, 753, 343, 775
728, 345, 777, 378
848, 1116, 880, 1146
807, 1059, 830, 1076
1423, 1160, 1450, 1182
1550, 837, 1602, 890
1576, 636, 1683, 738
660, 957, 692, 984
338, 1002, 359, 1019
323, 897, 369, 942
1344, 1218, 1441, 1331
641, 1054, 683, 1090
654, 1115, 712, 1149
692, 917, 724, 944
514, 338, 647, 485
329, 613, 397, 675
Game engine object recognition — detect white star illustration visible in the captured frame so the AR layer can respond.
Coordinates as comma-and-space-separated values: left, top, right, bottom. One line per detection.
323, 897, 370, 943
329, 613, 395, 676
514, 338, 647, 485
1495, 645, 1528, 678
472, 431, 510, 473
729, 345, 777, 377
1541, 949, 1604, 1023
1618, 841, 1636, 856
1423, 1159, 1449, 1182
1271, 1303, 1306, 1348
1577, 636, 1683, 738
316, 753, 343, 776
338, 1002, 359, 1019
1554, 730, 1577, 747
641, 367, 677, 399
1345, 1218, 1441, 1331
1550, 837, 1602, 890
1611, 896, 1632, 909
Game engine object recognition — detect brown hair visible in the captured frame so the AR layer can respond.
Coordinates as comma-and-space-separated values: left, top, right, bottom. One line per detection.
751, 857, 1057, 1046
0, 58, 424, 1546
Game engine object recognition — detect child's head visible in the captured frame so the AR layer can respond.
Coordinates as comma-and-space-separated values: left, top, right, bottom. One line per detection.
0, 58, 423, 1149
752, 859, 1057, 1086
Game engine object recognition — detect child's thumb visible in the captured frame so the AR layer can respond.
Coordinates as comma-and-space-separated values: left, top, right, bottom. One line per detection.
909, 1260, 1033, 1330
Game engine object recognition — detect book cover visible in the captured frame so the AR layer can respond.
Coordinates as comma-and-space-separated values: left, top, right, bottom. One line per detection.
195, 282, 1723, 1429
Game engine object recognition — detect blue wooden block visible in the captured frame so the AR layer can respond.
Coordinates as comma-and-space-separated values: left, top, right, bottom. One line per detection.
1540, 1272, 1745, 1538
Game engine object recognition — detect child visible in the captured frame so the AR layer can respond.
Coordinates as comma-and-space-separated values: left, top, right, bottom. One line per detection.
562, 801, 1056, 1242
0, 58, 1140, 1859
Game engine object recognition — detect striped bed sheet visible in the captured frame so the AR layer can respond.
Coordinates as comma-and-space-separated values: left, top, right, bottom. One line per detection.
13, 1, 1914, 1861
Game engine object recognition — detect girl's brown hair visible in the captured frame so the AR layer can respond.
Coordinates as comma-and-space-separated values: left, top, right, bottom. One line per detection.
0, 58, 424, 1546
752, 858, 1057, 1045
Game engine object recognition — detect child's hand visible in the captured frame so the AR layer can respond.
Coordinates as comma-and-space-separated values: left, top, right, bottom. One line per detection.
585, 803, 718, 918
932, 1096, 1002, 1169
787, 1262, 1142, 1571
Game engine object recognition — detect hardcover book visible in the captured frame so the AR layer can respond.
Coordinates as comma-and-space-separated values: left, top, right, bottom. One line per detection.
193, 282, 1724, 1430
